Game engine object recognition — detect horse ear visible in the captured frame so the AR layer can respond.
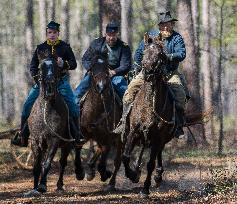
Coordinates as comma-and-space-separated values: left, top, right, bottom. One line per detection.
153, 34, 162, 44
144, 32, 150, 44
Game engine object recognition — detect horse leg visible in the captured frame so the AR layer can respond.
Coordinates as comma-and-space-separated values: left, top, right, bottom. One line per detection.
97, 145, 112, 182
86, 148, 101, 181
133, 144, 145, 183
74, 147, 85, 180
106, 140, 122, 191
154, 150, 164, 187
140, 144, 159, 198
56, 145, 71, 191
38, 140, 58, 193
122, 131, 139, 182
33, 148, 42, 190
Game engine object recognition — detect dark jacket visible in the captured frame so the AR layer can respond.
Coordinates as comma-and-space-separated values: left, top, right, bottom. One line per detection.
30, 40, 77, 77
82, 37, 131, 76
134, 29, 186, 72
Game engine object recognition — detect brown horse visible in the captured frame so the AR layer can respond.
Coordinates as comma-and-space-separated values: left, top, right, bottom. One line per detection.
26, 57, 84, 196
79, 52, 122, 190
122, 34, 208, 198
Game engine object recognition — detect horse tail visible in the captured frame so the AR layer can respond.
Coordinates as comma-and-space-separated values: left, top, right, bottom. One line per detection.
185, 107, 213, 126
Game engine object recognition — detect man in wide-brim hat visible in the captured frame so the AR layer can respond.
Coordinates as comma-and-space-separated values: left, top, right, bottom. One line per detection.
114, 11, 189, 139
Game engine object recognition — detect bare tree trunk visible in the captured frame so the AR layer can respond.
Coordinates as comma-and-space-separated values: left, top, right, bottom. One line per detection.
61, 0, 70, 42
217, 1, 225, 155
191, 0, 200, 58
39, 0, 47, 41
177, 0, 208, 146
201, 0, 213, 142
0, 61, 4, 120
120, 0, 132, 47
98, 0, 121, 36
155, 0, 172, 14
47, 0, 56, 21
25, 0, 34, 89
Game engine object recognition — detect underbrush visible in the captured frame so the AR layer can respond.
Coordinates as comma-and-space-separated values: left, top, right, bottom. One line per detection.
204, 159, 237, 195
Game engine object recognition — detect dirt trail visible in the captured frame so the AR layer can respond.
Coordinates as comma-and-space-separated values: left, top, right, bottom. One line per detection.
0, 154, 236, 203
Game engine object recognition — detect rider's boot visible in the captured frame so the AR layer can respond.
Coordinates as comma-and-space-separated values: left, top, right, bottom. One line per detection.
69, 116, 86, 147
174, 108, 185, 138
11, 116, 29, 147
113, 102, 132, 134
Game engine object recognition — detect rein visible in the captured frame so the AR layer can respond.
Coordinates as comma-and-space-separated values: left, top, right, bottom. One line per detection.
43, 101, 75, 142
145, 61, 176, 130
100, 77, 116, 132
91, 70, 117, 132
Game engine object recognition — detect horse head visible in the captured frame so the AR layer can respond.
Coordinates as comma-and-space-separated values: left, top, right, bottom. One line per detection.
142, 33, 167, 80
39, 56, 59, 100
90, 51, 110, 95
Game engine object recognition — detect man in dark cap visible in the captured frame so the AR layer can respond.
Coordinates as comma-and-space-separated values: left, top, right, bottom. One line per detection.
114, 11, 189, 139
74, 21, 132, 102
11, 21, 85, 147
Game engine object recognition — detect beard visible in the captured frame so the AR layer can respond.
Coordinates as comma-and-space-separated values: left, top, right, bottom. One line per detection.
160, 30, 173, 38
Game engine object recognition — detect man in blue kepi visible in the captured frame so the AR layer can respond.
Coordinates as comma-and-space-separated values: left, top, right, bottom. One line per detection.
74, 21, 132, 103
11, 21, 85, 147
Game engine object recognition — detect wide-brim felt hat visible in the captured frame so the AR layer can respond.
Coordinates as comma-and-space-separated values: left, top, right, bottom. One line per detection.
158, 11, 178, 24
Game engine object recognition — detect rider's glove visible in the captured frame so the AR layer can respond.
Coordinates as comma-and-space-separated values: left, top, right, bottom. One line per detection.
32, 75, 39, 85
165, 53, 174, 61
57, 57, 64, 68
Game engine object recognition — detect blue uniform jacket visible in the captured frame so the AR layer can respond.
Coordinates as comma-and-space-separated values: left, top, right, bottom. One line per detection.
30, 40, 77, 77
82, 37, 131, 76
134, 29, 186, 72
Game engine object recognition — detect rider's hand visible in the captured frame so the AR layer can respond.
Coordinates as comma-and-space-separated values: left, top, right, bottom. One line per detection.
165, 53, 173, 61
109, 69, 116, 77
32, 75, 39, 85
57, 57, 64, 68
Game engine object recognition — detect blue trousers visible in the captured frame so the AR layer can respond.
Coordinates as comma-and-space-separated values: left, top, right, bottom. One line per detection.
74, 74, 128, 103
22, 75, 79, 119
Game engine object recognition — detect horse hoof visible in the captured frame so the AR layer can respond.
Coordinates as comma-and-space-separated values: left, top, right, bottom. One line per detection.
127, 170, 140, 183
139, 189, 149, 199
37, 184, 47, 193
86, 173, 95, 181
76, 170, 85, 180
104, 184, 116, 192
154, 175, 163, 187
101, 171, 112, 182
23, 189, 41, 197
56, 187, 64, 192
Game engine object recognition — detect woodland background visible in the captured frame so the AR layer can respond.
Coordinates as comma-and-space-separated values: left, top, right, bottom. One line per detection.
0, 0, 236, 155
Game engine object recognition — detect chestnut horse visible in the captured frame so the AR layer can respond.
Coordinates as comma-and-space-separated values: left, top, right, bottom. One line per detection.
78, 52, 122, 191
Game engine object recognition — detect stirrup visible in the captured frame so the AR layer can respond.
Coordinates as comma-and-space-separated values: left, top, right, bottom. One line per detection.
11, 132, 28, 147
75, 138, 86, 148
174, 127, 184, 139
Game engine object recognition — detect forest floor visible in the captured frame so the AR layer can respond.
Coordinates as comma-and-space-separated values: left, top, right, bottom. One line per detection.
0, 140, 236, 204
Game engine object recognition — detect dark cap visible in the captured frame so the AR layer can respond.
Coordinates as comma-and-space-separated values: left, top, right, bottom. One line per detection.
106, 21, 119, 33
47, 21, 60, 31
158, 11, 178, 24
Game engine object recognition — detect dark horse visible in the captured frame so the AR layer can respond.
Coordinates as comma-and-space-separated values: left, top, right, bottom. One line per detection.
78, 52, 122, 190
26, 57, 84, 196
122, 33, 208, 197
